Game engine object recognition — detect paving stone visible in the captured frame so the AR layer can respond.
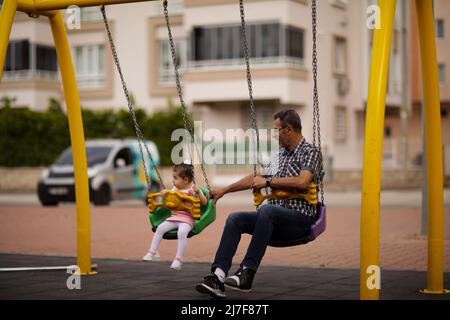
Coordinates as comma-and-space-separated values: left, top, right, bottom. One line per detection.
1, 254, 449, 300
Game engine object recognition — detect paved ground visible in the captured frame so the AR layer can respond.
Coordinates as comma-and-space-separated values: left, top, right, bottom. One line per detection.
0, 190, 449, 300
0, 191, 449, 271
0, 254, 449, 300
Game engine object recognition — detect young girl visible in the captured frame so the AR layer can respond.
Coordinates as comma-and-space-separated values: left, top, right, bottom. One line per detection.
143, 163, 209, 270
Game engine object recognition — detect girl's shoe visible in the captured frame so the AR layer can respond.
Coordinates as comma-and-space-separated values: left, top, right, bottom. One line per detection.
142, 251, 160, 261
170, 257, 183, 270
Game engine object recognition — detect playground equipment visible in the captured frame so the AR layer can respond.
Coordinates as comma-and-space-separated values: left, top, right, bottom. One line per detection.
253, 183, 318, 207
0, 0, 446, 300
103, 0, 324, 242
361, 0, 447, 299
100, 2, 216, 240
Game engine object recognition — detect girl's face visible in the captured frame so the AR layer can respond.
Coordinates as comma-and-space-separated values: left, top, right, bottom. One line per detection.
173, 170, 190, 189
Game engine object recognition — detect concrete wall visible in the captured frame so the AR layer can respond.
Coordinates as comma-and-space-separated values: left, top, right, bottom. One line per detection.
0, 167, 174, 193
0, 167, 43, 192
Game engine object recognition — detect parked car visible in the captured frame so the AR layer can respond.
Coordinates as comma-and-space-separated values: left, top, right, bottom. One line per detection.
37, 139, 161, 206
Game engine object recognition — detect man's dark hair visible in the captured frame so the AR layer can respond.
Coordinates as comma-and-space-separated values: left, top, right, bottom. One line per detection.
174, 163, 194, 182
273, 109, 302, 132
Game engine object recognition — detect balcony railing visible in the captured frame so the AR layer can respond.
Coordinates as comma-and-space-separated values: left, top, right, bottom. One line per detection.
3, 69, 59, 81
187, 56, 305, 70
76, 73, 105, 88
159, 56, 305, 83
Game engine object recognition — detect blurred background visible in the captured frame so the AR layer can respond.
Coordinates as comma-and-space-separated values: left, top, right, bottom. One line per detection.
0, 0, 449, 275
1, 0, 449, 193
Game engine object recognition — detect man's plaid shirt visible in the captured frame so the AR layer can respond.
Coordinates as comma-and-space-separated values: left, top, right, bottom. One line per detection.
262, 137, 324, 217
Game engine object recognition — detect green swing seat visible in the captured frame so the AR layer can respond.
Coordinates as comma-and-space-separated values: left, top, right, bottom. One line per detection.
149, 186, 216, 239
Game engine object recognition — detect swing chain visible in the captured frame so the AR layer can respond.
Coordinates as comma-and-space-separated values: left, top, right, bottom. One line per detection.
162, 1, 212, 192
239, 0, 262, 180
311, 0, 324, 204
100, 5, 166, 190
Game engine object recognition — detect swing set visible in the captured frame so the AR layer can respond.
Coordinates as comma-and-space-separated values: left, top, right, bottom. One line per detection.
98, 0, 326, 244
0, 0, 446, 300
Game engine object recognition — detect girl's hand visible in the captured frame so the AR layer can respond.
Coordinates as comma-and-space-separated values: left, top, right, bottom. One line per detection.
192, 184, 199, 193
160, 189, 168, 197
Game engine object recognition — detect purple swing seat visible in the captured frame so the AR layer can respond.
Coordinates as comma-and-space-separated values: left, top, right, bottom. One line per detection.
268, 203, 326, 248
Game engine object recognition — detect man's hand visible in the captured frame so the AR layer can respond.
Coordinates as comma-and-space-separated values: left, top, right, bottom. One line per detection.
211, 188, 227, 207
252, 175, 266, 189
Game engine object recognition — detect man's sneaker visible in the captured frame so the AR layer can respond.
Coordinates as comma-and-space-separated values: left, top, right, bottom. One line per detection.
142, 251, 160, 261
195, 274, 226, 299
224, 267, 255, 292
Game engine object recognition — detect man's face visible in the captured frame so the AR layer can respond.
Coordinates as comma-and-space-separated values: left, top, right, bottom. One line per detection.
273, 118, 290, 148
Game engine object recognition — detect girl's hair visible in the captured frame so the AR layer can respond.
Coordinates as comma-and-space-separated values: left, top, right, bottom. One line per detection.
173, 163, 194, 182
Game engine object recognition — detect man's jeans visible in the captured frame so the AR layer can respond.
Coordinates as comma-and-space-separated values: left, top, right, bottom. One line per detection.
212, 204, 314, 273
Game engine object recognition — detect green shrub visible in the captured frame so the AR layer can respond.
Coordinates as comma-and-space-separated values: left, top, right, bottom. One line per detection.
0, 97, 190, 167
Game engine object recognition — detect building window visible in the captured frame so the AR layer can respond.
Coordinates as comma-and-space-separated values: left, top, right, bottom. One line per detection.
438, 64, 445, 84
73, 44, 105, 88
192, 28, 209, 61
242, 104, 274, 130
334, 106, 347, 143
285, 25, 303, 59
334, 37, 347, 75
36, 45, 58, 71
384, 126, 392, 138
330, 0, 349, 9
3, 40, 57, 78
191, 23, 303, 66
436, 19, 444, 39
159, 39, 186, 84
4, 40, 30, 71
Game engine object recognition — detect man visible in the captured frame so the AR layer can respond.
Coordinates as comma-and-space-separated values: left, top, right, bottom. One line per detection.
195, 109, 324, 298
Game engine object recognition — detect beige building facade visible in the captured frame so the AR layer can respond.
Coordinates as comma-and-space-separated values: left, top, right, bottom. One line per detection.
1, 0, 449, 182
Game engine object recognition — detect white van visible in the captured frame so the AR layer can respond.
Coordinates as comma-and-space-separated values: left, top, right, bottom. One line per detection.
37, 139, 161, 206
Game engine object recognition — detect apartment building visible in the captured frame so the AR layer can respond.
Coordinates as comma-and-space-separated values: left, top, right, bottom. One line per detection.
1, 0, 448, 182
408, 0, 450, 176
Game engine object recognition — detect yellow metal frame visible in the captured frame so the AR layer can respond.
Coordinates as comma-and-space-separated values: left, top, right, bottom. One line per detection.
0, 0, 160, 275
253, 183, 318, 207
147, 191, 201, 219
361, 0, 447, 299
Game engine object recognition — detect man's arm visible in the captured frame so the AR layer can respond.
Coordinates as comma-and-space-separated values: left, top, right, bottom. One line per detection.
267, 170, 313, 190
212, 169, 261, 206
223, 171, 259, 194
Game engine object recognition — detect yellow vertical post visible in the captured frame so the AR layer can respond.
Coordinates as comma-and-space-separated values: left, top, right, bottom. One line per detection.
360, 0, 396, 300
0, 0, 17, 80
48, 11, 94, 275
415, 0, 448, 295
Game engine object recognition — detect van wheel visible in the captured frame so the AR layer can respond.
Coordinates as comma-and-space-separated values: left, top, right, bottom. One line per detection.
93, 183, 111, 206
37, 184, 58, 206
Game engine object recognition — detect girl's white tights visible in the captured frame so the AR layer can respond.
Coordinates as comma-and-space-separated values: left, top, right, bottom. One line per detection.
149, 221, 192, 260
